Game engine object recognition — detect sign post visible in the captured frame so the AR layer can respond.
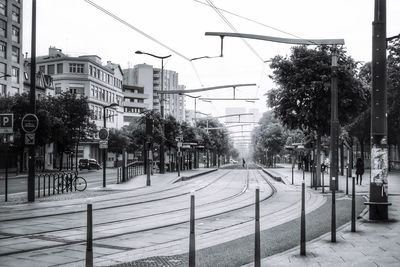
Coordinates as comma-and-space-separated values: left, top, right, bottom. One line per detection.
22, 113, 39, 202
99, 128, 108, 188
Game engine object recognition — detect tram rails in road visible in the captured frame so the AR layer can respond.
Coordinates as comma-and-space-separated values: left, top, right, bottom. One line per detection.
0, 165, 321, 266
0, 168, 268, 236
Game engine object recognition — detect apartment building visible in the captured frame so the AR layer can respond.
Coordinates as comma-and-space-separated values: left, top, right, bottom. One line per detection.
35, 47, 124, 162
0, 0, 23, 96
123, 64, 185, 121
122, 84, 149, 126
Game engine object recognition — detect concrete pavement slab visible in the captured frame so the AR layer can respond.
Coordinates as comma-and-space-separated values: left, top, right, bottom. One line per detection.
241, 167, 400, 267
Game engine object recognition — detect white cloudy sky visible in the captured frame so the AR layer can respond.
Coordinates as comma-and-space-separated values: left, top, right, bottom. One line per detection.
22, 0, 400, 123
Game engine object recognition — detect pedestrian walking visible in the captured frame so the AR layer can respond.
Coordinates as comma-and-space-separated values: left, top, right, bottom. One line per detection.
242, 158, 246, 168
356, 158, 364, 185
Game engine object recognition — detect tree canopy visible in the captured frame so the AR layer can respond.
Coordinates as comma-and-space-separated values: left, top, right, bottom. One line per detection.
267, 45, 368, 137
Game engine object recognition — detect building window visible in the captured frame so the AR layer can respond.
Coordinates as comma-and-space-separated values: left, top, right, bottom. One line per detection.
12, 67, 19, 83
12, 26, 19, 43
69, 63, 84, 73
0, 20, 6, 37
0, 41, 6, 58
47, 64, 55, 75
12, 46, 19, 63
57, 63, 63, 74
89, 65, 93, 76
12, 5, 20, 23
55, 84, 61, 94
0, 0, 6, 16
39, 65, 45, 73
0, 84, 6, 96
69, 86, 84, 95
0, 62, 5, 78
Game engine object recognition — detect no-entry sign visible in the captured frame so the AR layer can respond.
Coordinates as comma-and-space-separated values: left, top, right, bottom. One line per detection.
21, 114, 39, 133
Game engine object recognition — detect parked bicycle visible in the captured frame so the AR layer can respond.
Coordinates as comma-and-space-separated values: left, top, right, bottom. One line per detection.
58, 174, 87, 192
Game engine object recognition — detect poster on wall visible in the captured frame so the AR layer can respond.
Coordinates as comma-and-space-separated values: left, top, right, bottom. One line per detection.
371, 145, 388, 196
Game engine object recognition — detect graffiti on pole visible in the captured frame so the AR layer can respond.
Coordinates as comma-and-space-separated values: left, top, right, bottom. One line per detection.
371, 145, 388, 196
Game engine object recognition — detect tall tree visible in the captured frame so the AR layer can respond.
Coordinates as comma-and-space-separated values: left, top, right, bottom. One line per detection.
108, 128, 130, 166
267, 45, 368, 176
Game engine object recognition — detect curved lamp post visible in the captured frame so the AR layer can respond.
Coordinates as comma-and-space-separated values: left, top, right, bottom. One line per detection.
135, 50, 171, 174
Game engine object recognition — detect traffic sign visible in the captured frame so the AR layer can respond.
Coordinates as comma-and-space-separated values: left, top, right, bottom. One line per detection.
0, 113, 13, 134
99, 128, 109, 140
99, 140, 108, 149
25, 133, 35, 145
21, 114, 39, 133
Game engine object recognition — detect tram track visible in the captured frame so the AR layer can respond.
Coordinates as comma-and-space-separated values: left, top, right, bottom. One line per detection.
1, 164, 319, 265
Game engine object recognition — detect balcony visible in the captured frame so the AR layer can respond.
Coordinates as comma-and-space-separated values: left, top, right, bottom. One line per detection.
123, 91, 148, 99
123, 101, 148, 108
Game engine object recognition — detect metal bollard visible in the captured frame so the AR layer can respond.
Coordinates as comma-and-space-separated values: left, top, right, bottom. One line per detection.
189, 191, 196, 267
331, 177, 336, 242
291, 165, 294, 185
255, 186, 261, 266
300, 180, 306, 255
86, 201, 93, 267
351, 176, 356, 232
346, 167, 349, 195
37, 174, 40, 198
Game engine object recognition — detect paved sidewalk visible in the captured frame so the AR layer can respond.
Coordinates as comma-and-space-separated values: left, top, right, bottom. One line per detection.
0, 168, 217, 205
243, 166, 400, 267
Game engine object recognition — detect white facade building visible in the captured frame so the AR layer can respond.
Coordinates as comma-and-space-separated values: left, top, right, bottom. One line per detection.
35, 47, 124, 163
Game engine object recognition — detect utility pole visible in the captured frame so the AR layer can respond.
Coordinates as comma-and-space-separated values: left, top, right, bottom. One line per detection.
369, 0, 389, 220
330, 46, 339, 191
28, 0, 37, 202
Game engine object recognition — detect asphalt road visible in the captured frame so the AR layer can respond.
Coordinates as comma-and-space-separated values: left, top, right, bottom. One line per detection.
0, 167, 359, 267
115, 195, 365, 267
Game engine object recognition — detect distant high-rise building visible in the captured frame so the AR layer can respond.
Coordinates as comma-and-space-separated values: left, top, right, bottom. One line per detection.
122, 84, 149, 126
123, 64, 185, 121
0, 0, 23, 96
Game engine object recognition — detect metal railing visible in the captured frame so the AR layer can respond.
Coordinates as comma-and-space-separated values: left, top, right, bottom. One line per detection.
117, 161, 144, 183
36, 171, 85, 198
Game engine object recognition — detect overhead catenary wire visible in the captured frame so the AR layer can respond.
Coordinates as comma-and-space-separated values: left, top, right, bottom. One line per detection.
193, 0, 320, 47
83, 0, 205, 86
204, 0, 264, 62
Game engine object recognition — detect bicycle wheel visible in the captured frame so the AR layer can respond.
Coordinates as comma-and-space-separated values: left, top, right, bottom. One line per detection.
74, 176, 87, 191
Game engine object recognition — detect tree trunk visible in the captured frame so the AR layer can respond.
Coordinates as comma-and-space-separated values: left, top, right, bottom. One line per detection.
349, 137, 354, 178
206, 150, 210, 168
316, 135, 322, 187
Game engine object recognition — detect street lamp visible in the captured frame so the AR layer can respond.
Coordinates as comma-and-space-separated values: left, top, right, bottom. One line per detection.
102, 103, 118, 187
181, 94, 201, 127
135, 50, 171, 174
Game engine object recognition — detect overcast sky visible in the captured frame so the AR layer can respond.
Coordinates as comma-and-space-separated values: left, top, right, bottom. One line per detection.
22, 0, 400, 124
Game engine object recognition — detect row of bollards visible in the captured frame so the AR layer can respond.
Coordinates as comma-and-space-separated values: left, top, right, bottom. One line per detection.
84, 175, 358, 266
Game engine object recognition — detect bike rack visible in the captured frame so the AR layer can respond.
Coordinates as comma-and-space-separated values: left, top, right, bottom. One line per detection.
35, 171, 82, 198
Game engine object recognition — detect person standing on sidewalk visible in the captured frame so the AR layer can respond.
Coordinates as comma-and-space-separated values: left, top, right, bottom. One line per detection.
356, 157, 364, 185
